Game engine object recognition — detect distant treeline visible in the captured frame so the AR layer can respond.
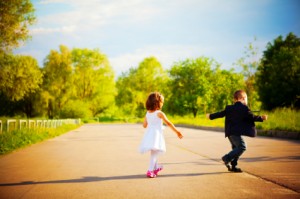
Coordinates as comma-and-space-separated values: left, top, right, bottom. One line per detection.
0, 33, 299, 119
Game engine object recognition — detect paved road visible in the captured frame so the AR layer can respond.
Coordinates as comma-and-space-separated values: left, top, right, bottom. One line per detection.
0, 124, 299, 199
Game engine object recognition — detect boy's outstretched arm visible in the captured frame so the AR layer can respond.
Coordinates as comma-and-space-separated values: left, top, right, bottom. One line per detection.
207, 110, 226, 120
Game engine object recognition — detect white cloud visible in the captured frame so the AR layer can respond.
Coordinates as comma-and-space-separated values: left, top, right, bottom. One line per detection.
35, 0, 163, 36
30, 25, 76, 35
109, 44, 213, 76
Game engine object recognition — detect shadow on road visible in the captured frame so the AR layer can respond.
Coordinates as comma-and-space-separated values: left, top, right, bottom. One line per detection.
241, 156, 300, 162
0, 172, 227, 186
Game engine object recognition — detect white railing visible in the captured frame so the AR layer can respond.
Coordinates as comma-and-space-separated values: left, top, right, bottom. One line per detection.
0, 119, 81, 133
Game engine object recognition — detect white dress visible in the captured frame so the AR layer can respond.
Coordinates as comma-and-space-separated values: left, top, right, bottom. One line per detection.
139, 110, 166, 154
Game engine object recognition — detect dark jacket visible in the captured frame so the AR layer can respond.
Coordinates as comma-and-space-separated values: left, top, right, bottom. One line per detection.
209, 102, 263, 137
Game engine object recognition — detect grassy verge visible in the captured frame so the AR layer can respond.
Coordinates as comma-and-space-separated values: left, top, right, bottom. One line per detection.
169, 108, 300, 133
82, 116, 143, 124
255, 108, 299, 132
0, 124, 79, 155
83, 108, 299, 133
169, 114, 225, 128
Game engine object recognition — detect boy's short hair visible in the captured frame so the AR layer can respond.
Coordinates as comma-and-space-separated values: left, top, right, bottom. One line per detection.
234, 90, 246, 100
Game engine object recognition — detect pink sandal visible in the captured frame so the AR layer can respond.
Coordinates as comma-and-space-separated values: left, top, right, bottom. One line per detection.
154, 166, 163, 175
146, 170, 156, 178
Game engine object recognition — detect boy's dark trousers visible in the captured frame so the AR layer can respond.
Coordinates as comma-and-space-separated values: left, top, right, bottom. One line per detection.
224, 135, 247, 167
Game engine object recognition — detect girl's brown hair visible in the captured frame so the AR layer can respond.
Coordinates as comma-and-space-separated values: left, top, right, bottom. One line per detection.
146, 92, 164, 111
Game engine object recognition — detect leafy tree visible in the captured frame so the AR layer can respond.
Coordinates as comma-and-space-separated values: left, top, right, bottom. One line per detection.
60, 100, 92, 118
168, 57, 215, 117
0, 53, 43, 101
116, 57, 168, 117
256, 33, 300, 110
42, 46, 115, 118
0, 0, 36, 52
43, 45, 73, 118
235, 38, 261, 110
72, 48, 115, 116
209, 68, 245, 112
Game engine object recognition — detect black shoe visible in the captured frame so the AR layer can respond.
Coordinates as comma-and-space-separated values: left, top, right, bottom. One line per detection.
222, 156, 231, 171
231, 167, 243, 173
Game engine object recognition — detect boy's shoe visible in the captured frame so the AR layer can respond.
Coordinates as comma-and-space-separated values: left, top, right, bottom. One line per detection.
231, 167, 243, 173
222, 155, 231, 171
146, 171, 156, 178
154, 166, 163, 176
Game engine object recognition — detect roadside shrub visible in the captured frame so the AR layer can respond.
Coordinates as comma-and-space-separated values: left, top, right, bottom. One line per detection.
60, 100, 92, 118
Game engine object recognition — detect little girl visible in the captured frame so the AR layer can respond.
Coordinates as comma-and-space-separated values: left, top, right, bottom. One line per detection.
139, 92, 183, 178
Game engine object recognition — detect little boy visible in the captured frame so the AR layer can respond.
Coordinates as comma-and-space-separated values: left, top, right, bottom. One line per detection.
206, 90, 267, 172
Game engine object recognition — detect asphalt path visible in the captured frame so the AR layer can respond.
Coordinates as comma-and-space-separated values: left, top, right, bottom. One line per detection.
0, 124, 299, 199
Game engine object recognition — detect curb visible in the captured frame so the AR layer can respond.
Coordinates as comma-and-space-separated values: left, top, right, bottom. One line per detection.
176, 124, 300, 140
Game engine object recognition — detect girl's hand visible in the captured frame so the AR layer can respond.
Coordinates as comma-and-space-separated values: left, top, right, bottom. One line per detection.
177, 132, 183, 139
206, 114, 210, 119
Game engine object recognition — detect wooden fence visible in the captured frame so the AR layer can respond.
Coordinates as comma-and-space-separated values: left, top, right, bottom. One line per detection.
0, 119, 81, 133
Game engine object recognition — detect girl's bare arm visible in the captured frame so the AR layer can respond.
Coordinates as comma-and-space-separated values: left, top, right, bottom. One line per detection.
157, 111, 183, 139
143, 116, 148, 128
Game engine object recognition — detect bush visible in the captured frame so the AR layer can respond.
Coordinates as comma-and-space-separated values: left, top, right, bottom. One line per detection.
60, 100, 92, 118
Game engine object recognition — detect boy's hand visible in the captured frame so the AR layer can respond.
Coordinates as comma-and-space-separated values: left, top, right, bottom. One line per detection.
206, 114, 210, 119
177, 132, 183, 139
262, 115, 268, 120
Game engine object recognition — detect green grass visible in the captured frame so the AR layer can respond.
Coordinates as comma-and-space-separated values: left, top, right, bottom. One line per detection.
0, 124, 79, 155
82, 116, 143, 124
169, 108, 300, 133
169, 114, 225, 128
89, 108, 299, 133
256, 108, 300, 132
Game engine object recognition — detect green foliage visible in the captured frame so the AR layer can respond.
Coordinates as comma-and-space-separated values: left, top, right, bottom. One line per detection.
235, 38, 261, 110
168, 108, 300, 133
0, 53, 43, 101
256, 108, 300, 132
60, 100, 92, 118
0, 124, 79, 155
256, 32, 300, 110
167, 57, 244, 117
0, 0, 36, 52
116, 57, 168, 117
209, 68, 245, 111
168, 57, 214, 117
41, 46, 115, 118
72, 48, 116, 116
169, 114, 225, 128
42, 45, 74, 118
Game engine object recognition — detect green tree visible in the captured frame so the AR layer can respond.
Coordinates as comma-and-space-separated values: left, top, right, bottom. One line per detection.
0, 0, 36, 52
256, 33, 300, 110
168, 57, 215, 117
43, 45, 73, 118
0, 53, 43, 101
235, 38, 261, 110
72, 48, 115, 116
116, 57, 168, 117
209, 68, 245, 112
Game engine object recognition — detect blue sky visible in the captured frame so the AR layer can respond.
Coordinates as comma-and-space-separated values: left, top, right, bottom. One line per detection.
15, 0, 300, 76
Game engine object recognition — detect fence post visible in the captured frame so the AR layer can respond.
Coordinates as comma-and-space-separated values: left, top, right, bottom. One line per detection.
7, 120, 17, 131
19, 120, 27, 129
28, 120, 35, 128
43, 120, 47, 128
36, 120, 42, 128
